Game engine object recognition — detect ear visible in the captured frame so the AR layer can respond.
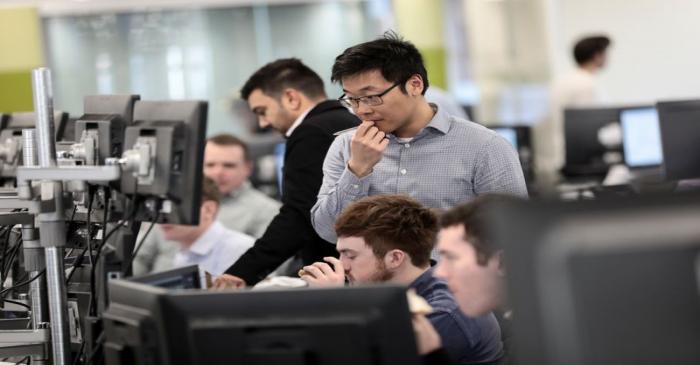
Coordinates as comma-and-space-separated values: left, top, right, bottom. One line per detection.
280, 88, 302, 111
404, 74, 425, 96
244, 160, 253, 177
384, 249, 408, 270
201, 200, 218, 222
493, 251, 506, 277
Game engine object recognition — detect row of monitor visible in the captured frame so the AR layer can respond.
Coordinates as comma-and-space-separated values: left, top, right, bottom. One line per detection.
563, 99, 700, 181
1, 97, 208, 225
103, 192, 700, 365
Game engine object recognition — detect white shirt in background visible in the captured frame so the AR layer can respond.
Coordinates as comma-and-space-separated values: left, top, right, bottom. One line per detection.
171, 221, 254, 276
535, 68, 606, 174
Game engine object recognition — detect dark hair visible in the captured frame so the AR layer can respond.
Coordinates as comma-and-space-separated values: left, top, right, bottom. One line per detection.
201, 177, 221, 205
207, 133, 250, 162
240, 58, 326, 101
573, 35, 611, 65
439, 195, 520, 266
334, 195, 437, 267
331, 31, 429, 95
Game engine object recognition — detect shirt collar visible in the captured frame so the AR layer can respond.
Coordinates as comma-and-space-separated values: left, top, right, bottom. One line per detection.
223, 181, 252, 200
186, 221, 225, 256
408, 267, 436, 296
285, 106, 314, 138
424, 103, 451, 135
388, 103, 450, 142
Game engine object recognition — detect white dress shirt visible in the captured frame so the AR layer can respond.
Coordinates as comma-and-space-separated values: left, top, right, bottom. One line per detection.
170, 221, 255, 276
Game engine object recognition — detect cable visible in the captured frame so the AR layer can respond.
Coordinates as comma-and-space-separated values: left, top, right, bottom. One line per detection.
13, 356, 29, 364
88, 198, 138, 316
84, 331, 104, 365
3, 298, 30, 311
2, 233, 23, 283
71, 340, 86, 365
86, 187, 94, 268
122, 212, 160, 276
0, 270, 45, 298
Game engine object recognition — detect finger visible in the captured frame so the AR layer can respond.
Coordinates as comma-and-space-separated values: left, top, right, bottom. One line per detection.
302, 265, 325, 279
324, 257, 344, 274
233, 279, 246, 289
310, 262, 335, 276
363, 126, 380, 141
378, 137, 390, 151
355, 121, 375, 138
370, 131, 386, 144
212, 277, 227, 289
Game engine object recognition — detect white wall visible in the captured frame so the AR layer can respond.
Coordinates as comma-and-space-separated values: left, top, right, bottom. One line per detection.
549, 0, 700, 105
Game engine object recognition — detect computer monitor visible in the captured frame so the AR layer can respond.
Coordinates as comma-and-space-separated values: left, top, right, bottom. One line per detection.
1, 111, 69, 139
657, 99, 700, 180
490, 126, 534, 183
492, 127, 518, 150
103, 283, 421, 365
620, 107, 663, 168
129, 265, 205, 290
563, 106, 625, 177
490, 194, 700, 365
122, 100, 208, 225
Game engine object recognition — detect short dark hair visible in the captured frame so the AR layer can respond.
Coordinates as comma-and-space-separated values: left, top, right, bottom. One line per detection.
439, 195, 520, 266
331, 31, 429, 95
201, 177, 221, 205
207, 133, 250, 162
240, 58, 326, 101
573, 35, 611, 65
334, 195, 437, 268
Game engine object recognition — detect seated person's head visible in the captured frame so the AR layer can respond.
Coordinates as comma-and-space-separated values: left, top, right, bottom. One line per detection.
333, 194, 437, 284
160, 177, 221, 245
204, 134, 252, 195
434, 195, 509, 317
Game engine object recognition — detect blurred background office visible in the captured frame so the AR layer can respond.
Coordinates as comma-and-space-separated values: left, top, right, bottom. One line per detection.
2, 0, 700, 192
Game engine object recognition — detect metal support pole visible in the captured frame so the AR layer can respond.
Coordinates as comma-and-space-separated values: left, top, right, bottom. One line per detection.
32, 67, 71, 365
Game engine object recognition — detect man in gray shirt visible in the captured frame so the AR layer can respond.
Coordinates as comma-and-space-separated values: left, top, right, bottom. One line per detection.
205, 134, 281, 238
311, 32, 528, 243
133, 135, 279, 275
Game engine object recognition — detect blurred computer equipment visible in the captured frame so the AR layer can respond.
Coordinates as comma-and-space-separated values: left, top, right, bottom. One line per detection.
103, 283, 421, 365
657, 99, 700, 181
491, 194, 700, 365
491, 125, 535, 184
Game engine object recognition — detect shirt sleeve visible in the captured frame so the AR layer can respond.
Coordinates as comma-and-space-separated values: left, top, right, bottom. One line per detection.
132, 223, 161, 276
310, 135, 371, 243
225, 125, 337, 285
248, 199, 282, 239
426, 310, 474, 365
473, 135, 529, 197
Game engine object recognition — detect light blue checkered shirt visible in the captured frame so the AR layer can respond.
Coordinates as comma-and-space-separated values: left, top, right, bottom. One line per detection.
311, 104, 528, 243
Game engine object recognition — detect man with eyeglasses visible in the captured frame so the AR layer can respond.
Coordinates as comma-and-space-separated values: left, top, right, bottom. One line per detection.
311, 32, 528, 244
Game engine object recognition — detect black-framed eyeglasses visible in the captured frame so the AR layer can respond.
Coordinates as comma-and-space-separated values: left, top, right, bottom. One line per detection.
338, 82, 401, 109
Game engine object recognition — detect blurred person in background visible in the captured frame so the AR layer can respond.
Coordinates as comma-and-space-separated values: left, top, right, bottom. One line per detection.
133, 178, 255, 276
534, 35, 612, 178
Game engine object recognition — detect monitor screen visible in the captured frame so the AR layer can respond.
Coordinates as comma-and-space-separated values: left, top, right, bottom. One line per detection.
657, 99, 700, 180
620, 107, 663, 167
129, 265, 204, 290
563, 106, 625, 176
104, 284, 421, 365
490, 194, 700, 365
492, 128, 518, 150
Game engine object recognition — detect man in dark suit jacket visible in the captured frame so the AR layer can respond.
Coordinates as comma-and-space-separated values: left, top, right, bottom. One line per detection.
214, 58, 359, 287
